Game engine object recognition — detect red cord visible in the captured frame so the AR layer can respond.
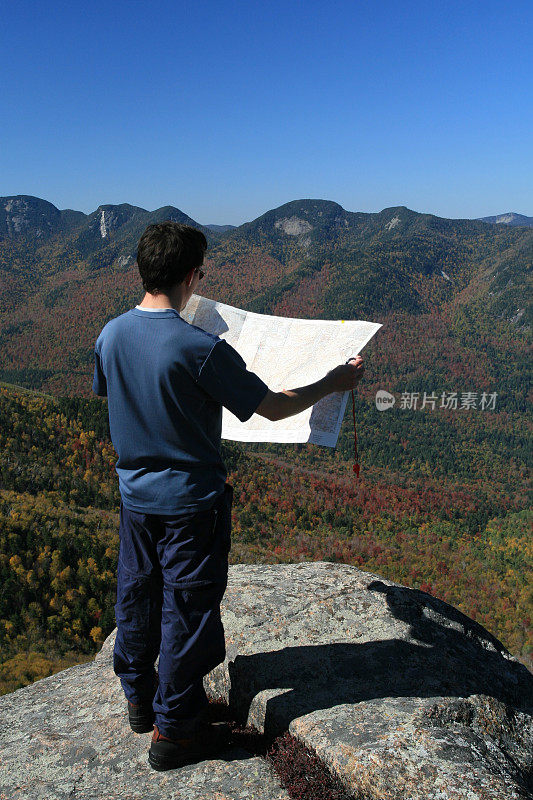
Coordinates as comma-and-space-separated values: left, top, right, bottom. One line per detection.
351, 389, 360, 478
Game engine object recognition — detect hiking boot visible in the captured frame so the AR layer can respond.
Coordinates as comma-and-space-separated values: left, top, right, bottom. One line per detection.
148, 722, 232, 771
128, 698, 155, 733
126, 675, 158, 733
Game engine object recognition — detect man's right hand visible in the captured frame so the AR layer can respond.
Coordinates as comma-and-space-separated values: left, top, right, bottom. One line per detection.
324, 356, 364, 393
256, 355, 364, 422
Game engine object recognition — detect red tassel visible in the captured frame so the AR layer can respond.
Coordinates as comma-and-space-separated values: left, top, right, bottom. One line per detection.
351, 389, 360, 478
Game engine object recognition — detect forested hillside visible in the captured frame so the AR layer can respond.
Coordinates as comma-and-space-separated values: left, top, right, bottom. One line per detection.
0, 382, 530, 695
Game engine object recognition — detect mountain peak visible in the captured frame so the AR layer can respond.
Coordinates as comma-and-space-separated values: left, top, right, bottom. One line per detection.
0, 195, 62, 239
236, 199, 350, 239
479, 212, 533, 227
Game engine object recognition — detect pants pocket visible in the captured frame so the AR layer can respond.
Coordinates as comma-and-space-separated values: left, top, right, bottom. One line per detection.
115, 561, 162, 649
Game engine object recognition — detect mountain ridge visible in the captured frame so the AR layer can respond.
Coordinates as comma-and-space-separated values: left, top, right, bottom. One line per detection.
2, 194, 531, 235
0, 193, 530, 399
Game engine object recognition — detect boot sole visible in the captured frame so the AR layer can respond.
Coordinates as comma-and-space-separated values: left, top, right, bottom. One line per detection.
148, 749, 207, 770
130, 720, 154, 733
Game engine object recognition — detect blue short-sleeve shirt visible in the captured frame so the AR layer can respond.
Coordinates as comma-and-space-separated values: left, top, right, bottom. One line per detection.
92, 306, 269, 513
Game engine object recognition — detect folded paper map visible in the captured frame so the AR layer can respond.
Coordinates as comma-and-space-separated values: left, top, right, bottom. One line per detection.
181, 294, 382, 447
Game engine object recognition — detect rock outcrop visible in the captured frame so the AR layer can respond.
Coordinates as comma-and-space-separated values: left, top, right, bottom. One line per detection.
1, 562, 532, 799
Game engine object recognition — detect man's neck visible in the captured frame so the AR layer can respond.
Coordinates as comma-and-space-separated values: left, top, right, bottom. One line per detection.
137, 290, 182, 311
137, 270, 197, 311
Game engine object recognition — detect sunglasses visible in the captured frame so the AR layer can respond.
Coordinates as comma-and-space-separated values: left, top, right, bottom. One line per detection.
195, 268, 205, 280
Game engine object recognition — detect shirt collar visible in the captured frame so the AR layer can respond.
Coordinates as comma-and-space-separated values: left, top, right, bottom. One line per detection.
132, 306, 181, 318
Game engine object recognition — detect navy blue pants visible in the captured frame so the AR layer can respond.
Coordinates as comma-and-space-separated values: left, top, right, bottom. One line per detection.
113, 483, 233, 739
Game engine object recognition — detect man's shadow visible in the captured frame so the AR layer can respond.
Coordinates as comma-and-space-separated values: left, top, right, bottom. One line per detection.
224, 581, 533, 740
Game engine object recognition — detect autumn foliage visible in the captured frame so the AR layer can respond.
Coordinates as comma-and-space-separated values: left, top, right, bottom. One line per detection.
0, 381, 531, 695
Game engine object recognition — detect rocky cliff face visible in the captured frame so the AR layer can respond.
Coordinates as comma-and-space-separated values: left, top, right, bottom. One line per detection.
0, 196, 87, 240
0, 196, 62, 239
0, 562, 531, 800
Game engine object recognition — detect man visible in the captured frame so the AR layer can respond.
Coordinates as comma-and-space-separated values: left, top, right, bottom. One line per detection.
92, 221, 364, 770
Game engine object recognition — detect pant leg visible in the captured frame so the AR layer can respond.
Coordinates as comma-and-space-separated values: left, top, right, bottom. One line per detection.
153, 483, 233, 739
113, 500, 163, 703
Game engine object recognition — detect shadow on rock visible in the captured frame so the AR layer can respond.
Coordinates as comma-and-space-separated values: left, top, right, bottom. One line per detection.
227, 581, 533, 739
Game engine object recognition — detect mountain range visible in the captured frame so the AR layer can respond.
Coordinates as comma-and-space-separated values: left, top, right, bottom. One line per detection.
1, 195, 531, 241
0, 193, 530, 399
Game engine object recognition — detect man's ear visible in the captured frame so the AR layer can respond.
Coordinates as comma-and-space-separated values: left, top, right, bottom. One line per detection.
184, 268, 196, 288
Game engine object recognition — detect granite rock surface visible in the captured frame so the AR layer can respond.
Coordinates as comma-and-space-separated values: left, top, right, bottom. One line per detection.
205, 562, 533, 800
1, 561, 532, 800
0, 636, 289, 799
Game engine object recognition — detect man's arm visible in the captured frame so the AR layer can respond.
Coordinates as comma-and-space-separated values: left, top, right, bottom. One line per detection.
256, 356, 364, 422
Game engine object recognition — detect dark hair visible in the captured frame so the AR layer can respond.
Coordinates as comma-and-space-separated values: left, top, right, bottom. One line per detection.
136, 221, 207, 294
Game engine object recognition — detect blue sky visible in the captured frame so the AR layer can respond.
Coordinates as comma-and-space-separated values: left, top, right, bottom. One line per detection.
2, 0, 531, 224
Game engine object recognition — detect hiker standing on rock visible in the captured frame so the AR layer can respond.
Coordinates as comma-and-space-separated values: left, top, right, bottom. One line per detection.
92, 220, 364, 770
